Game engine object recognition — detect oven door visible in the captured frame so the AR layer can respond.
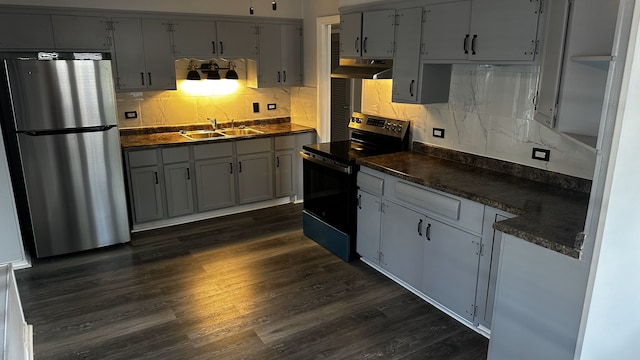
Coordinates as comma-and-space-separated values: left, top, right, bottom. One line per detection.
300, 150, 356, 261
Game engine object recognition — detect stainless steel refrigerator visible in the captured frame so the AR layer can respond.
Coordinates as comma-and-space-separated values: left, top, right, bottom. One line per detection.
1, 55, 130, 257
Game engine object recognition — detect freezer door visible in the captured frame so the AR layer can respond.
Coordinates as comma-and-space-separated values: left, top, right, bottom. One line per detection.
5, 59, 117, 131
17, 127, 130, 257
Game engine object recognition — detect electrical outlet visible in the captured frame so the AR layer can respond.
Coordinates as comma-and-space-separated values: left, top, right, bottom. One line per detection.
532, 148, 550, 161
267, 103, 277, 110
124, 111, 138, 119
253, 102, 260, 113
433, 128, 445, 138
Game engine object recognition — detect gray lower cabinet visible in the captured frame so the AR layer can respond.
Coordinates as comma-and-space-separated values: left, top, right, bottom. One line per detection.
236, 138, 274, 204
421, 217, 481, 322
162, 147, 195, 218
356, 166, 510, 332
380, 200, 425, 289
163, 162, 195, 217
128, 148, 165, 224
488, 234, 589, 359
356, 189, 382, 262
274, 135, 296, 198
193, 141, 236, 211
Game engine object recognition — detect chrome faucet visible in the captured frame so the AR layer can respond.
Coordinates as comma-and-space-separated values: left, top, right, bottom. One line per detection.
207, 117, 217, 130
231, 119, 235, 129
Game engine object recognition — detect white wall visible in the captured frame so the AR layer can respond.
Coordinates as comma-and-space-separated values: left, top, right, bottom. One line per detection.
577, 1, 640, 357
302, 0, 339, 88
0, 126, 25, 265
0, 0, 303, 18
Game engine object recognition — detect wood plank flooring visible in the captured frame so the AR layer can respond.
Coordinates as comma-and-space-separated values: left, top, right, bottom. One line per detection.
15, 204, 488, 359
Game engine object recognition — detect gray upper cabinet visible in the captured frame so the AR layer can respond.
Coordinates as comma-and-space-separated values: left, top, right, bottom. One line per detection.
339, 12, 362, 58
216, 21, 257, 59
340, 10, 395, 58
171, 19, 218, 59
468, 0, 541, 61
534, 0, 571, 128
112, 18, 176, 91
0, 13, 54, 50
51, 15, 110, 51
274, 136, 296, 198
392, 8, 423, 103
421, 1, 471, 60
252, 23, 302, 88
420, 0, 541, 62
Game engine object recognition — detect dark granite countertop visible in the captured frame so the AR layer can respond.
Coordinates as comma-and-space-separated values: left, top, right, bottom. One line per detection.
357, 147, 591, 259
120, 121, 315, 150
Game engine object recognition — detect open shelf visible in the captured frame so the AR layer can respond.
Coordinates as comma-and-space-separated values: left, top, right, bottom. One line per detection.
561, 132, 597, 152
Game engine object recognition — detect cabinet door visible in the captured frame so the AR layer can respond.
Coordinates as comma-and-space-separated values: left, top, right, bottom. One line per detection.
257, 23, 281, 88
380, 201, 424, 289
422, 217, 481, 322
112, 18, 146, 90
51, 15, 110, 51
362, 10, 396, 58
0, 13, 54, 50
356, 190, 382, 263
392, 8, 423, 103
216, 21, 257, 59
281, 24, 303, 86
195, 157, 236, 211
422, 1, 471, 60
141, 19, 176, 90
469, 0, 541, 61
534, 0, 571, 128
163, 162, 195, 218
275, 150, 294, 197
237, 152, 274, 204
339, 12, 362, 58
130, 165, 164, 223
172, 20, 218, 58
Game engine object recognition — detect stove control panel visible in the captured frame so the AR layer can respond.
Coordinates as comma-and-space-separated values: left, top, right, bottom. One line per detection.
348, 112, 410, 139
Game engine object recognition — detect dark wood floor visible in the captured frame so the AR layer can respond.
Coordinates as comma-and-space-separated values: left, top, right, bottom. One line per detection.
15, 203, 488, 359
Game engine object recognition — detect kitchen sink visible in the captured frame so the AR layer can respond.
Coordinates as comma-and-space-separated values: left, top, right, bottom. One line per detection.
217, 127, 264, 136
179, 129, 226, 140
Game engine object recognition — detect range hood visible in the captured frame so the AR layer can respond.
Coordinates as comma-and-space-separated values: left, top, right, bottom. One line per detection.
331, 58, 393, 79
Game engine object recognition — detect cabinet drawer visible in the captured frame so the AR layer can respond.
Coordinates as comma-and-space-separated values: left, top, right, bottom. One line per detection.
128, 149, 158, 168
357, 171, 384, 196
394, 181, 484, 234
236, 138, 272, 154
193, 142, 233, 160
275, 135, 295, 150
162, 146, 190, 163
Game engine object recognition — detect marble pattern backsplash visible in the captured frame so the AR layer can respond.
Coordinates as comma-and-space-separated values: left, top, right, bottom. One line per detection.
116, 58, 295, 129
362, 64, 596, 180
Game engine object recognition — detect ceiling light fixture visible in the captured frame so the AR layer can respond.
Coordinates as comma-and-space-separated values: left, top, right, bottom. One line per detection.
272, 1, 277, 10
199, 61, 239, 80
249, 0, 254, 14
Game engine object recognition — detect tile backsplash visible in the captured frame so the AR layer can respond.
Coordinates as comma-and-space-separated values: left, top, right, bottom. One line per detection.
361, 64, 596, 180
116, 58, 292, 128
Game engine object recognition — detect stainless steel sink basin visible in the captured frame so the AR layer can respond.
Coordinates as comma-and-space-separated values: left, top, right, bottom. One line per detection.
179, 130, 226, 140
217, 127, 263, 136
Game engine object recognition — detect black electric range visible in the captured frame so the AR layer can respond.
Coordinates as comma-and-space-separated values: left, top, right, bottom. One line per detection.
300, 112, 410, 261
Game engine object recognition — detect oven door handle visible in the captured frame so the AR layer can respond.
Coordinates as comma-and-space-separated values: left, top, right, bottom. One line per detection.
300, 151, 352, 174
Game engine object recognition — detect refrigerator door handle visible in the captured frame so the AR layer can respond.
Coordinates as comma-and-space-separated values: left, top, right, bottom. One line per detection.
22, 125, 116, 136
